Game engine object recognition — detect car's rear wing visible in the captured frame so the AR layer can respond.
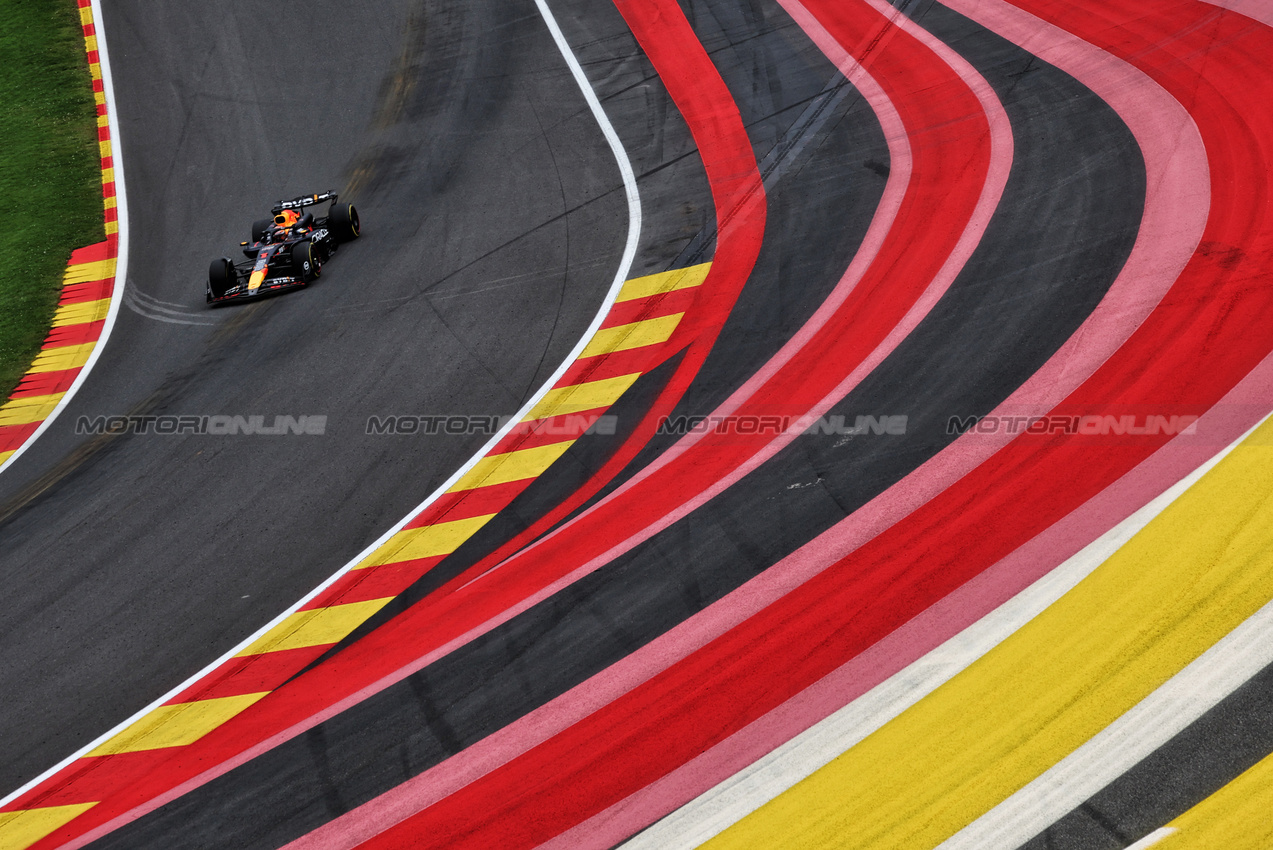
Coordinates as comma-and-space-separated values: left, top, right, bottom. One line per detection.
272, 191, 338, 213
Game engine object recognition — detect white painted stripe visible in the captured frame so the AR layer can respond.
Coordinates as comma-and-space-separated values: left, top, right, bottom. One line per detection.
1126, 827, 1178, 849
938, 579, 1273, 847
0, 0, 642, 817
623, 415, 1260, 850
0, 0, 129, 478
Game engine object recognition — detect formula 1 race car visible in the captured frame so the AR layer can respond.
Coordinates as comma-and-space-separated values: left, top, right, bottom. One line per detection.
207, 191, 359, 304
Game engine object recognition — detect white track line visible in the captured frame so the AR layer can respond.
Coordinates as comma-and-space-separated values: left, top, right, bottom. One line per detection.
622, 414, 1259, 850
938, 510, 1273, 845
0, 0, 641, 818
0, 0, 130, 478
1127, 828, 1178, 849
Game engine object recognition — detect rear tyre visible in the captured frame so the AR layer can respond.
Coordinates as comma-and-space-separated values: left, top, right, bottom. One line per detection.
291, 241, 319, 283
328, 202, 360, 242
208, 257, 234, 300
251, 218, 272, 242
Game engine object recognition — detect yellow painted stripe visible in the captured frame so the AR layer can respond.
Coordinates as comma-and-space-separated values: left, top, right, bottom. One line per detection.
101, 167, 114, 184
0, 450, 13, 466
103, 195, 117, 209
105, 220, 118, 236
98, 139, 111, 159
64, 258, 115, 285
78, 5, 93, 25
27, 342, 95, 374
708, 415, 1273, 850
616, 262, 711, 302
236, 598, 394, 656
449, 441, 574, 492
52, 298, 110, 327
357, 514, 498, 569
0, 803, 97, 850
1154, 753, 1273, 849
580, 313, 683, 359
0, 393, 66, 427
96, 114, 109, 128
88, 62, 101, 81
525, 373, 641, 422
83, 33, 97, 52
86, 693, 268, 756
93, 90, 105, 107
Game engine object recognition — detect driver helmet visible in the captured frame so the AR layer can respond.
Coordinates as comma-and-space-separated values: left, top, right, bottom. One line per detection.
274, 209, 301, 228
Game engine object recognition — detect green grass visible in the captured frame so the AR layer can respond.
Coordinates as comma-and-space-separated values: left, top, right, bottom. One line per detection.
0, 0, 104, 401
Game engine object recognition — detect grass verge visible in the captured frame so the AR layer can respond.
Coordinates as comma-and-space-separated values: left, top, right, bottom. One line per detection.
0, 0, 104, 400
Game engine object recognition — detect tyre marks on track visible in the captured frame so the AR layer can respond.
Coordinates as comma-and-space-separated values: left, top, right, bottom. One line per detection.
0, 0, 754, 844
0, 2, 646, 848
633, 0, 1273, 845
694, 408, 1273, 848
61, 0, 773, 845
261, 0, 1015, 846
10, 0, 1264, 846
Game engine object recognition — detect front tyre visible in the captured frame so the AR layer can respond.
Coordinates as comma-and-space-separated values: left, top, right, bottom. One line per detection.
208, 257, 234, 300
328, 202, 360, 242
292, 240, 319, 283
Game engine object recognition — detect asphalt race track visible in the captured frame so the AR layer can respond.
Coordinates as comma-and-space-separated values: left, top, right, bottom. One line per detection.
0, 0, 694, 795
3, 0, 1273, 848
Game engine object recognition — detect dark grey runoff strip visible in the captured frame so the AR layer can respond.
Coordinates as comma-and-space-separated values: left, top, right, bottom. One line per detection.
88, 0, 1146, 847
1017, 659, 1273, 850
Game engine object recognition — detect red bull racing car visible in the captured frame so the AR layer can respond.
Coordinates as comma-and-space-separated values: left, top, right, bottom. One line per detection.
207, 191, 359, 304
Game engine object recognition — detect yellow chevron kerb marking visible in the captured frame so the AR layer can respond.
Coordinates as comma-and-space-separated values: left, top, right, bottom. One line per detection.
358, 514, 499, 569
236, 598, 395, 656
87, 693, 269, 756
449, 441, 575, 492
0, 393, 67, 428
64, 258, 115, 284
581, 313, 684, 359
52, 298, 111, 327
525, 373, 641, 422
28, 342, 95, 374
706, 413, 1273, 850
616, 262, 711, 302
0, 803, 98, 850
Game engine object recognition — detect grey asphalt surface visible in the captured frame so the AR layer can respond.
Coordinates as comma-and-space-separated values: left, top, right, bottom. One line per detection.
0, 0, 711, 797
